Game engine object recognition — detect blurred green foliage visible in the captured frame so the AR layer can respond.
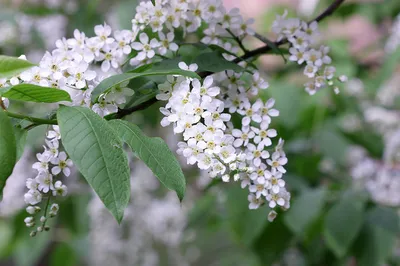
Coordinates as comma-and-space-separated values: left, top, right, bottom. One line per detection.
1, 0, 400, 266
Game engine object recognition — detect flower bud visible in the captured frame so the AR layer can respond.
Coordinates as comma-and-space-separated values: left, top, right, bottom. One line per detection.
40, 216, 47, 223
26, 206, 36, 215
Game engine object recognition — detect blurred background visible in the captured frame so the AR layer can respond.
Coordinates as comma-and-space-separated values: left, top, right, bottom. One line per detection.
1, 0, 400, 265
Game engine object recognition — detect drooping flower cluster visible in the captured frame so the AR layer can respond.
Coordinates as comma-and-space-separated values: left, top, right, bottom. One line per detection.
385, 13, 400, 53
344, 75, 400, 207
23, 125, 70, 236
158, 62, 290, 216
0, 0, 349, 232
272, 11, 347, 95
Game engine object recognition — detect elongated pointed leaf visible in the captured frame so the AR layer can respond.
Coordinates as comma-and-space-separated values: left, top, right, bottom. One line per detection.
0, 55, 36, 78
0, 84, 71, 103
57, 106, 130, 222
93, 68, 200, 98
284, 188, 327, 236
324, 192, 365, 258
13, 126, 27, 160
0, 109, 17, 201
109, 120, 185, 200
193, 51, 244, 73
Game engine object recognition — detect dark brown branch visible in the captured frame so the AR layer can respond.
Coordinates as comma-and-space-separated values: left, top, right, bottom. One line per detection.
114, 0, 346, 119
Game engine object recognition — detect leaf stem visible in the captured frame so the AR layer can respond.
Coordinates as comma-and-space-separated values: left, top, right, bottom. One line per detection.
5, 111, 58, 125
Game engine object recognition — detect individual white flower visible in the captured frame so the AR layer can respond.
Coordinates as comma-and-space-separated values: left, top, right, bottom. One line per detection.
105, 82, 134, 105
26, 206, 36, 215
98, 42, 122, 72
288, 32, 309, 50
267, 192, 285, 208
302, 21, 319, 42
66, 61, 96, 89
92, 98, 118, 117
339, 75, 348, 83
36, 172, 54, 193
44, 139, 59, 158
53, 181, 68, 197
131, 33, 160, 60
26, 178, 39, 190
219, 145, 236, 164
179, 139, 202, 165
270, 170, 286, 194
249, 163, 271, 184
47, 125, 61, 140
324, 66, 336, 80
248, 193, 263, 209
51, 152, 73, 176
94, 23, 114, 45
49, 203, 59, 215
304, 64, 318, 78
268, 210, 278, 222
304, 81, 318, 95
289, 47, 306, 64
249, 72, 269, 95
252, 122, 277, 148
237, 101, 263, 126
178, 62, 198, 72
32, 152, 52, 173
304, 49, 323, 67
191, 76, 220, 103
267, 151, 288, 173
246, 143, 270, 167
20, 66, 51, 87
197, 153, 213, 170
319, 45, 332, 65
201, 24, 223, 45
232, 18, 255, 36
114, 30, 133, 55
221, 8, 241, 29
232, 126, 255, 147
249, 181, 269, 199
24, 190, 42, 205
158, 32, 179, 55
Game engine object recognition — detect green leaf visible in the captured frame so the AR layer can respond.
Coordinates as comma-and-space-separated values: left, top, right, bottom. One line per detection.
13, 126, 27, 160
261, 38, 287, 62
108, 120, 186, 201
284, 188, 327, 236
225, 185, 267, 245
57, 106, 130, 222
0, 109, 17, 201
0, 84, 71, 103
354, 206, 399, 266
0, 55, 36, 78
93, 67, 200, 98
252, 214, 293, 265
323, 192, 365, 258
14, 231, 51, 266
193, 51, 244, 73
365, 206, 400, 234
50, 243, 77, 266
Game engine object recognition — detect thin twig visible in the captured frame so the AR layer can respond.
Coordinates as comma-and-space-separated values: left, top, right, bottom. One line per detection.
113, 0, 346, 119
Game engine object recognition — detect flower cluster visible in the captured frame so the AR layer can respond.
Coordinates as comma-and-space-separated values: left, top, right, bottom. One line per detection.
23, 125, 70, 236
385, 13, 400, 53
0, 0, 349, 231
272, 11, 347, 95
345, 74, 400, 207
159, 62, 290, 216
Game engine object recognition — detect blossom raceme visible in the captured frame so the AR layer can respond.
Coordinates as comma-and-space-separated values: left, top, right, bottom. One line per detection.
0, 0, 347, 235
